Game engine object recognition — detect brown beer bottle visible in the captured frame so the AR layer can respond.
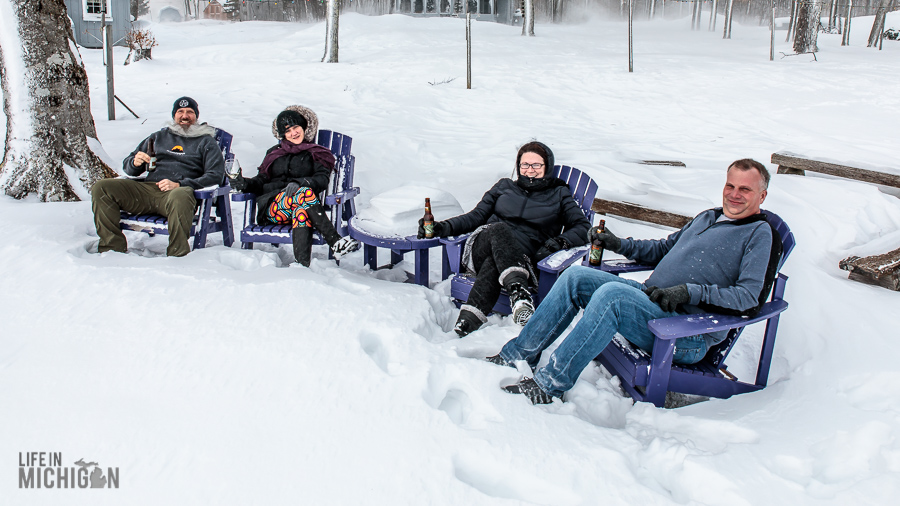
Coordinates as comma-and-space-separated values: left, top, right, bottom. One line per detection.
146, 138, 157, 171
423, 198, 435, 238
589, 219, 606, 266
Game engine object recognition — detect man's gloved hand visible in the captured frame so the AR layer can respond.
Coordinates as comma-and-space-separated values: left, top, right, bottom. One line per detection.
417, 218, 446, 239
230, 174, 247, 192
645, 284, 690, 313
282, 182, 301, 197
534, 236, 570, 262
587, 226, 621, 253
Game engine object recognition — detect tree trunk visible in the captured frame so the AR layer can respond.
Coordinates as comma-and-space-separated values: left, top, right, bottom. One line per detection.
867, 0, 893, 47
0, 0, 115, 202
786, 0, 797, 41
827, 0, 838, 31
793, 0, 823, 52
723, 0, 734, 38
323, 0, 340, 62
842, 0, 853, 45
522, 0, 535, 36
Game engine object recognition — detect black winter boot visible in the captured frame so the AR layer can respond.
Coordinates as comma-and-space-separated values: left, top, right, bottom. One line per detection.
306, 203, 360, 259
485, 354, 515, 369
291, 226, 313, 267
454, 307, 486, 337
507, 283, 535, 326
499, 267, 534, 326
503, 377, 554, 405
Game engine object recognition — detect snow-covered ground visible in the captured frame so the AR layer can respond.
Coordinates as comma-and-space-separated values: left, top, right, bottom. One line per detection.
2, 11, 900, 505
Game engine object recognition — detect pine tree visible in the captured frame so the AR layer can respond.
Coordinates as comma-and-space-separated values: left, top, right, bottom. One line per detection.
130, 0, 150, 20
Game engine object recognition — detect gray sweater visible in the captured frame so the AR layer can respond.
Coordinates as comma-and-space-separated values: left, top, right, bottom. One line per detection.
618, 208, 775, 346
123, 123, 225, 190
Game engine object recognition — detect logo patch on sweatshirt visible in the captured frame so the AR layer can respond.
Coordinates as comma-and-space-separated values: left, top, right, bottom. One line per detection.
169, 146, 184, 154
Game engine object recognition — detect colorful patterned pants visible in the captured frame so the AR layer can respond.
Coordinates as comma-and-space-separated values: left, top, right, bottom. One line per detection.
266, 187, 319, 229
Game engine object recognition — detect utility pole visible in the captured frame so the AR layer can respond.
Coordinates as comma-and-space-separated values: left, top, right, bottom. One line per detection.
466, 13, 471, 89
102, 0, 115, 120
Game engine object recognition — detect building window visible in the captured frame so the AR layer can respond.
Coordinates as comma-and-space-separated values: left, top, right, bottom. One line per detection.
83, 0, 113, 21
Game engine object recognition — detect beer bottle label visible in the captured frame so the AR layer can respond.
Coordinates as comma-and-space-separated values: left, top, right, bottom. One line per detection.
148, 156, 157, 171
424, 221, 434, 238
589, 244, 603, 265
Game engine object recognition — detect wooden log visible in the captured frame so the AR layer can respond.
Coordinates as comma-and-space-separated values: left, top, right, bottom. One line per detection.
639, 160, 687, 167
839, 246, 900, 291
591, 199, 692, 229
772, 152, 900, 188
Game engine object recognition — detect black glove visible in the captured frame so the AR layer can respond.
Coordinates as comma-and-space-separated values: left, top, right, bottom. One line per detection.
230, 174, 247, 192
282, 182, 300, 196
417, 218, 447, 239
534, 237, 570, 262
587, 226, 621, 253
645, 284, 690, 313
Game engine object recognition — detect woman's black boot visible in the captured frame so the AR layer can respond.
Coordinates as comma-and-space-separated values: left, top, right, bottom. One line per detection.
291, 226, 313, 267
306, 203, 360, 259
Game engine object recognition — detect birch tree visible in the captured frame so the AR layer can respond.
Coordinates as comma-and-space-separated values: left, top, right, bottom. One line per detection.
522, 0, 535, 36
867, 0, 895, 47
0, 0, 115, 202
323, 0, 340, 62
793, 0, 823, 53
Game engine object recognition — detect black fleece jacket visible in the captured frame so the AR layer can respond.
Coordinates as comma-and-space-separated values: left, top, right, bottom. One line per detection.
243, 146, 331, 225
442, 177, 591, 258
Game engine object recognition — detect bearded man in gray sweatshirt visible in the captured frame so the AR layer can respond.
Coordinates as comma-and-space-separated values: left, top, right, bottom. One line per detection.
490, 159, 783, 404
91, 97, 225, 257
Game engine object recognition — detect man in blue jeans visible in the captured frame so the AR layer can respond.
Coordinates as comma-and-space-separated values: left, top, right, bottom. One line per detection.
488, 159, 782, 404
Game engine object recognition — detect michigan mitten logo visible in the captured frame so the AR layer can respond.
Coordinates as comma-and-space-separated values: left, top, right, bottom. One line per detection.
19, 452, 119, 489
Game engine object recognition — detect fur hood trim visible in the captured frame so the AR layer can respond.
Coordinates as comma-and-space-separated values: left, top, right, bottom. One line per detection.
166, 121, 217, 138
271, 105, 319, 143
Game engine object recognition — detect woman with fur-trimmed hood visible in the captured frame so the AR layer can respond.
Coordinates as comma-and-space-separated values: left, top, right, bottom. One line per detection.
419, 141, 590, 336
231, 106, 359, 266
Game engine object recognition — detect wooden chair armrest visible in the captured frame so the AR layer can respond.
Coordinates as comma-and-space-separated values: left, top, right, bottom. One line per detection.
230, 192, 256, 202
438, 235, 470, 247
590, 258, 656, 275
648, 300, 789, 340
537, 246, 590, 274
324, 187, 360, 206
193, 187, 219, 199
440, 234, 470, 276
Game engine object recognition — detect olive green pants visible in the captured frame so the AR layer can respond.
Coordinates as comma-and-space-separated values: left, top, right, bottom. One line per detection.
91, 179, 196, 257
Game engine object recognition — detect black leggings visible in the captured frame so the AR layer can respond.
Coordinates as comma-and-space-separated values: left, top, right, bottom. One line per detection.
465, 223, 530, 317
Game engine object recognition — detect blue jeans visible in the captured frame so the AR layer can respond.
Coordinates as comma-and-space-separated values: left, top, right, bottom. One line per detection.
499, 266, 708, 398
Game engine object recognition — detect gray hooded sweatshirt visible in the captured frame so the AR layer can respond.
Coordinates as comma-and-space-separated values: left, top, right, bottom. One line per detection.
123, 122, 225, 190
618, 208, 777, 347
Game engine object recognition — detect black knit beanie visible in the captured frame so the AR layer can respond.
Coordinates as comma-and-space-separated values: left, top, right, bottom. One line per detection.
276, 110, 309, 138
172, 96, 199, 118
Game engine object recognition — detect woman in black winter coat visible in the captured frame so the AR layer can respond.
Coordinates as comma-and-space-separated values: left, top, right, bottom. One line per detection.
420, 141, 591, 336
231, 107, 359, 266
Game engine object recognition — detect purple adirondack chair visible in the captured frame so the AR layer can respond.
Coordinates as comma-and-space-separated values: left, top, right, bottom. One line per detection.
231, 130, 359, 257
119, 128, 235, 250
441, 165, 599, 313
595, 210, 796, 407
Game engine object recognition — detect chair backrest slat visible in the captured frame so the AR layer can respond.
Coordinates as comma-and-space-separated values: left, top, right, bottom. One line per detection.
709, 209, 794, 367
552, 165, 596, 222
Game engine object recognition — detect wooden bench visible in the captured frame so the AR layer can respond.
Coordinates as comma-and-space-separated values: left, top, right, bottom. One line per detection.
591, 199, 691, 229
772, 151, 900, 188
840, 248, 900, 291
773, 152, 900, 291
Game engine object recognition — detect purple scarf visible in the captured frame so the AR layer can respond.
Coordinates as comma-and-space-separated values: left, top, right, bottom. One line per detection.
258, 139, 337, 179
